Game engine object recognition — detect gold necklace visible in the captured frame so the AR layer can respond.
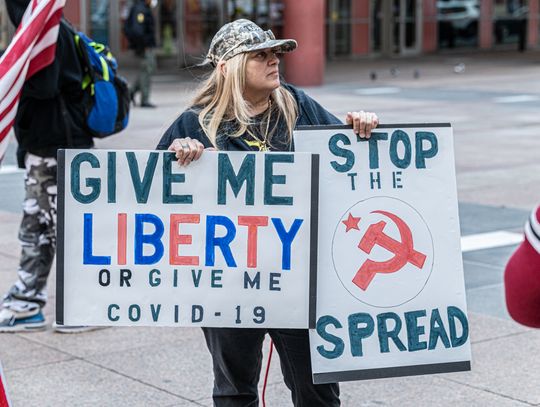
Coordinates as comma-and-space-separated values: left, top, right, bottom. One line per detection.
246, 100, 272, 152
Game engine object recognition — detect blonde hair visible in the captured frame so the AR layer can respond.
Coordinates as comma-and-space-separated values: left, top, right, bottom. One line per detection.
191, 53, 298, 149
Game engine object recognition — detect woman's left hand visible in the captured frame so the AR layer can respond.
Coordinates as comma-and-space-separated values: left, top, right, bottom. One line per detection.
346, 111, 379, 139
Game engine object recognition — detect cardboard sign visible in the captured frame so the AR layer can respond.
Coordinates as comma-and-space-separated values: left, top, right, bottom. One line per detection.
57, 150, 319, 328
295, 124, 471, 383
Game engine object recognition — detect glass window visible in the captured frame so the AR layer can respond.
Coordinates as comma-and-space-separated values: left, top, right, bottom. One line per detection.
493, 0, 528, 48
90, 0, 110, 45
268, 0, 285, 39
226, 0, 284, 34
372, 0, 383, 53
181, 0, 284, 63
228, 0, 269, 27
183, 0, 222, 59
437, 0, 479, 49
160, 0, 177, 55
326, 0, 352, 57
538, 5, 540, 46
404, 0, 417, 48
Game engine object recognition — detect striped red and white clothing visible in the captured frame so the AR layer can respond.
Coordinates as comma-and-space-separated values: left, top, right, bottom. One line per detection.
525, 206, 540, 254
0, 0, 65, 162
505, 205, 540, 327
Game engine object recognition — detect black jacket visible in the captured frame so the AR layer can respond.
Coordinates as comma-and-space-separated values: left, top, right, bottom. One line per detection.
7, 0, 93, 164
126, 0, 156, 54
156, 84, 342, 151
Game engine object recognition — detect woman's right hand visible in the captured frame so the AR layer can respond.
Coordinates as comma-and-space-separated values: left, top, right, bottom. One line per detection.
168, 137, 208, 166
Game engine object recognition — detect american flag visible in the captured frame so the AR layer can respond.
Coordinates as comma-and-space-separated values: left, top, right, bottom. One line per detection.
0, 0, 66, 163
0, 360, 9, 407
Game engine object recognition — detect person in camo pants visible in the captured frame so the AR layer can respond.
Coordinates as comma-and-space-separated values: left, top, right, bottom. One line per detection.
3, 156, 57, 326
0, 0, 94, 332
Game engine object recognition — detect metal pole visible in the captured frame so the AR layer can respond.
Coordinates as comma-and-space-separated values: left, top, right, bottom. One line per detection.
109, 0, 120, 53
80, 0, 88, 33
0, 1, 7, 49
177, 0, 185, 68
382, 0, 392, 55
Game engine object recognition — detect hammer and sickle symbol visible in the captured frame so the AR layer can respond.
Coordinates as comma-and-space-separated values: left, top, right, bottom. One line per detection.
352, 210, 427, 291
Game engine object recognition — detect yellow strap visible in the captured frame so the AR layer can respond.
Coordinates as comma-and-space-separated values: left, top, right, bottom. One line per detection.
89, 41, 106, 53
99, 56, 109, 81
82, 74, 92, 90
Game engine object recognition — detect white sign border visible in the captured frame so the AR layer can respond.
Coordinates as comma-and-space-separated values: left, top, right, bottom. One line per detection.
55, 150, 321, 329
295, 123, 472, 383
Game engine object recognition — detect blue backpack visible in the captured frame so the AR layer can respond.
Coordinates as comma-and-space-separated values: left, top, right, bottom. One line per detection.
72, 30, 130, 137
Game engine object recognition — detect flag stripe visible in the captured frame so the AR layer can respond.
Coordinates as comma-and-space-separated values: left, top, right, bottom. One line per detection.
0, 0, 66, 163
0, 64, 29, 123
0, 96, 20, 124
0, 2, 56, 80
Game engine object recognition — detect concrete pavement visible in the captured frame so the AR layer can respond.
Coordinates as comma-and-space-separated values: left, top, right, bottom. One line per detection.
1, 50, 540, 406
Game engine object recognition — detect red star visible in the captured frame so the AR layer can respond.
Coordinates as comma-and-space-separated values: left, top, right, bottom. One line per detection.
342, 213, 361, 232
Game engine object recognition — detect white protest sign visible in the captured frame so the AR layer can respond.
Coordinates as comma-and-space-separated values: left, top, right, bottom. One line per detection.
295, 124, 471, 383
57, 150, 319, 328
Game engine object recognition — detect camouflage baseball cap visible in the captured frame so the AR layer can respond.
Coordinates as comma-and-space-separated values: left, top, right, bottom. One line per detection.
204, 19, 297, 66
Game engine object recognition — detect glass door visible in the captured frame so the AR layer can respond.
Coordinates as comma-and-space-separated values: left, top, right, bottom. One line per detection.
392, 0, 421, 55
90, 0, 110, 45
327, 0, 352, 58
494, 0, 528, 49
375, 0, 421, 55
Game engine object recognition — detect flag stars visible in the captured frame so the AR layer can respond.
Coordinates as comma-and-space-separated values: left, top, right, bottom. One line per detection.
342, 213, 361, 232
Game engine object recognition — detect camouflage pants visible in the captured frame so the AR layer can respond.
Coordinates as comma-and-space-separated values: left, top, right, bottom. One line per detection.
2, 154, 57, 311
133, 49, 156, 105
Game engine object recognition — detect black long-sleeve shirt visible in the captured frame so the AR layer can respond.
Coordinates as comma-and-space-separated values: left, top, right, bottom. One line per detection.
157, 84, 342, 151
7, 0, 93, 163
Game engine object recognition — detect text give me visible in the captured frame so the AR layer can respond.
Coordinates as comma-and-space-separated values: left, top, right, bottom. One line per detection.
69, 151, 300, 206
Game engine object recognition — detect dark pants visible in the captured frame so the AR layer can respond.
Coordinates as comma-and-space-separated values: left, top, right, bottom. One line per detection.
203, 327, 340, 407
132, 48, 156, 104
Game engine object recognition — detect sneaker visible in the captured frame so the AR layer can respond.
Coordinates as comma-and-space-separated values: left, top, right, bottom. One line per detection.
52, 322, 106, 334
0, 307, 46, 333
140, 101, 157, 108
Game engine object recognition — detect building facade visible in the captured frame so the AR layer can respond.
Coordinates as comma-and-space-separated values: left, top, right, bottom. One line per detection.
1, 1, 537, 85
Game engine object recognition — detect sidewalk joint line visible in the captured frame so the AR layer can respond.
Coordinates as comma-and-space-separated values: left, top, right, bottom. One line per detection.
85, 358, 208, 406
466, 282, 503, 292
463, 259, 503, 271
441, 377, 536, 405
6, 356, 77, 373
472, 330, 534, 345
0, 250, 20, 260
14, 335, 206, 405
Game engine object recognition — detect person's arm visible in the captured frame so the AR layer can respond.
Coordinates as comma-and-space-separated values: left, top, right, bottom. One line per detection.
156, 110, 214, 166
504, 206, 540, 328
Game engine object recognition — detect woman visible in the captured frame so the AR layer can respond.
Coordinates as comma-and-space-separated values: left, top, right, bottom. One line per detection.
157, 19, 379, 406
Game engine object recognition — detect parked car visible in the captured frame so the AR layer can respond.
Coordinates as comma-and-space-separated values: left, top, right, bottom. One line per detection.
437, 0, 479, 37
